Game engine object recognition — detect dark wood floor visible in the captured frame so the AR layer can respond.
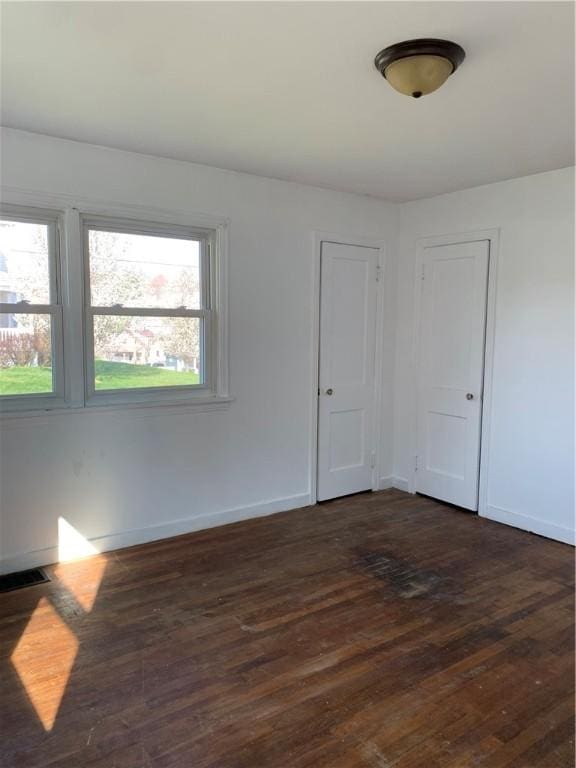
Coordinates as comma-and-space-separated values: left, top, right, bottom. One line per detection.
1, 490, 574, 767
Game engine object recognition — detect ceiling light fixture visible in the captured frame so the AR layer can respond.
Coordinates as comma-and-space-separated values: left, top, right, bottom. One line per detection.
374, 38, 465, 98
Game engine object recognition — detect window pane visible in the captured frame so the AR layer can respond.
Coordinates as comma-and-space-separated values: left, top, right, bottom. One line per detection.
93, 315, 202, 390
0, 220, 50, 304
0, 313, 53, 395
89, 230, 201, 309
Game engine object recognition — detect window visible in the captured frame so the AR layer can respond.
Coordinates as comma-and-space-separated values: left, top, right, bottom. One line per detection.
84, 219, 214, 404
0, 202, 228, 413
0, 209, 64, 407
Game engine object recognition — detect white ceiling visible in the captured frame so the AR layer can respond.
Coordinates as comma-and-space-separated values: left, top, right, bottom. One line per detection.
1, 1, 574, 201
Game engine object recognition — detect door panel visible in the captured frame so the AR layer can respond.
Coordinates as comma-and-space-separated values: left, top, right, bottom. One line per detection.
317, 242, 378, 501
329, 409, 365, 470
416, 240, 489, 510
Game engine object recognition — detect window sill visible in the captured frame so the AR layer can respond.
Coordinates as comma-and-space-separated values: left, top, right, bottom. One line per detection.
0, 395, 234, 424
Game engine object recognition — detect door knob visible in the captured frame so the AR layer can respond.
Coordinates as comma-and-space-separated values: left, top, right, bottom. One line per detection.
325, 388, 334, 396
466, 393, 474, 400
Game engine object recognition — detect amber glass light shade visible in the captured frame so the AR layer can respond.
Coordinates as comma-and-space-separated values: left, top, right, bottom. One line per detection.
384, 55, 454, 98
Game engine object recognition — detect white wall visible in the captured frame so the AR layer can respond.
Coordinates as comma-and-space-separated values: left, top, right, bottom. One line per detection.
1, 129, 573, 570
394, 167, 575, 544
0, 128, 398, 572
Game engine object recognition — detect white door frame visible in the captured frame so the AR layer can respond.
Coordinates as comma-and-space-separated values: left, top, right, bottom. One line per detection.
310, 231, 387, 504
409, 228, 500, 517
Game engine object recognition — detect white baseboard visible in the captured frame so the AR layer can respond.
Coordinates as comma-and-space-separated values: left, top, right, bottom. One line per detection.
391, 476, 410, 493
377, 476, 411, 493
482, 504, 575, 546
0, 492, 312, 575
378, 476, 411, 492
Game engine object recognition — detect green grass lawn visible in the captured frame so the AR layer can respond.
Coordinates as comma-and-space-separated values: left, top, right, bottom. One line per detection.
0, 366, 53, 395
94, 360, 199, 390
0, 360, 200, 395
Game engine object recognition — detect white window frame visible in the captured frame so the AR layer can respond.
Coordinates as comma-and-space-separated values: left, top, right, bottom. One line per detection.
0, 204, 66, 412
82, 215, 218, 407
0, 189, 230, 416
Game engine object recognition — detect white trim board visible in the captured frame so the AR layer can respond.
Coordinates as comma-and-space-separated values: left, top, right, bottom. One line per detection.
483, 505, 575, 546
378, 476, 411, 492
391, 476, 411, 493
0, 492, 312, 575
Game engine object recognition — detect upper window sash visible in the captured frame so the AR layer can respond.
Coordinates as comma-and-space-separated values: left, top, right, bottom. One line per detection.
0, 205, 61, 306
82, 217, 213, 310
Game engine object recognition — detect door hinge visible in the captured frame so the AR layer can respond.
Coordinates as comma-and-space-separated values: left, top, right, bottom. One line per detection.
421, 265, 426, 280
370, 452, 376, 469
414, 455, 419, 472
376, 265, 382, 282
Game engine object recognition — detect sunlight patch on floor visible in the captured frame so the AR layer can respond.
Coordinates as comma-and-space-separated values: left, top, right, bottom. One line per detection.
54, 556, 107, 613
11, 520, 107, 731
11, 597, 79, 731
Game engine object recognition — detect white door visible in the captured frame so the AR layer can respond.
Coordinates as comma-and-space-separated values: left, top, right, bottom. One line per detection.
416, 239, 489, 510
317, 242, 378, 501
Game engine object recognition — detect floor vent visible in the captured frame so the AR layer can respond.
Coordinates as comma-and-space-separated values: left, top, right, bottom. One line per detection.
0, 568, 50, 593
